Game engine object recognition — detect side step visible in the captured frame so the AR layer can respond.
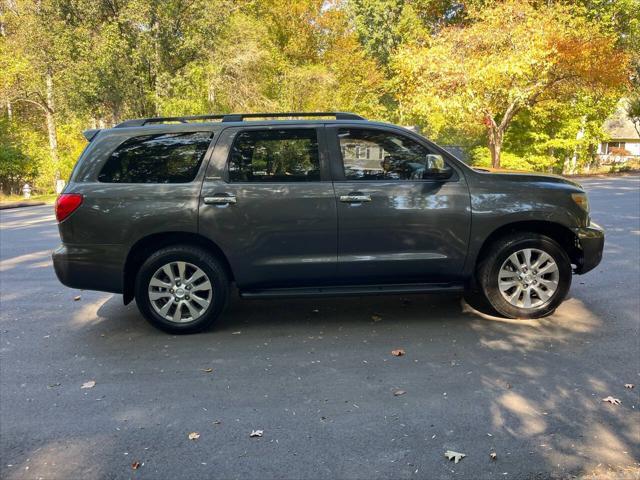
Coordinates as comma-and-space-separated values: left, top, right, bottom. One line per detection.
240, 282, 464, 299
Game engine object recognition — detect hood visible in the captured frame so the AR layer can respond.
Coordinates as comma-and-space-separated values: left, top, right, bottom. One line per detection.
471, 167, 583, 189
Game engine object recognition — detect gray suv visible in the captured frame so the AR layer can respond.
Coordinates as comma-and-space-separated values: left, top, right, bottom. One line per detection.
52, 112, 604, 333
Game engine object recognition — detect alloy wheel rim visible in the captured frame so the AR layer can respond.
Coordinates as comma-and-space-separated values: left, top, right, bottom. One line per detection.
148, 261, 212, 323
497, 248, 559, 309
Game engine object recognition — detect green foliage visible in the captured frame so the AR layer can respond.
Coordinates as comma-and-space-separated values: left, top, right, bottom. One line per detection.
470, 146, 555, 172
0, 119, 34, 193
0, 0, 637, 193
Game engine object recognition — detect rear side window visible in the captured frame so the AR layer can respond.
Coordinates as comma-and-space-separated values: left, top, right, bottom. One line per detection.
98, 132, 212, 183
228, 129, 320, 182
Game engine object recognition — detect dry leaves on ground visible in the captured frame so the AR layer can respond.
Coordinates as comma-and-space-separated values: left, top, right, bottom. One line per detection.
602, 396, 621, 405
393, 390, 406, 396
131, 461, 141, 470
201, 368, 213, 373
250, 430, 263, 438
444, 450, 466, 464
624, 384, 634, 389
490, 452, 497, 460
391, 349, 405, 357
73, 295, 81, 301
81, 380, 95, 389
188, 432, 200, 440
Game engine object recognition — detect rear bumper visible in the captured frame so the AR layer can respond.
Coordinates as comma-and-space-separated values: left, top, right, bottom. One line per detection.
52, 244, 124, 293
573, 223, 605, 274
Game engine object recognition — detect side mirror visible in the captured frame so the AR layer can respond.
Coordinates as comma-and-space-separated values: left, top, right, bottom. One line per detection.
423, 167, 453, 180
423, 154, 453, 180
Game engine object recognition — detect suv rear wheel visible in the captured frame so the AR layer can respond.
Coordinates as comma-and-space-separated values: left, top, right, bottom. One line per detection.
477, 233, 572, 319
135, 245, 229, 334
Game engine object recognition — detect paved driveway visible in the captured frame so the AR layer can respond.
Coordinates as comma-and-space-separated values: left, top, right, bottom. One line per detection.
1, 175, 638, 479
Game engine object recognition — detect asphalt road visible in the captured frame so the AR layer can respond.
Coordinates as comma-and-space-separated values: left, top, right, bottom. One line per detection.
1, 175, 639, 480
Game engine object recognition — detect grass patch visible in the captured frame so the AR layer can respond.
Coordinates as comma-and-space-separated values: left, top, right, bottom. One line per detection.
0, 194, 57, 204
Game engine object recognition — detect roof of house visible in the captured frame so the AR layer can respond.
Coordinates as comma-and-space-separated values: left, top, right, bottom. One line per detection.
603, 101, 640, 141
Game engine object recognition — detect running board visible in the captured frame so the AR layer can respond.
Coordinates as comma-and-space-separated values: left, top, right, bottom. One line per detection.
240, 282, 464, 298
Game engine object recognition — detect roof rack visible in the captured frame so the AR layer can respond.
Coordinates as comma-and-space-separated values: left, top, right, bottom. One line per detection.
115, 112, 365, 128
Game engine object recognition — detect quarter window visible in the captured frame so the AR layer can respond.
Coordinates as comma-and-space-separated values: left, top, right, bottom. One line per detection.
98, 132, 212, 183
338, 128, 449, 181
228, 129, 320, 182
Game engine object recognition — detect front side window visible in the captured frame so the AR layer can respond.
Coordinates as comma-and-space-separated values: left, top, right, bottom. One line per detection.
98, 132, 212, 183
338, 128, 450, 181
228, 129, 320, 182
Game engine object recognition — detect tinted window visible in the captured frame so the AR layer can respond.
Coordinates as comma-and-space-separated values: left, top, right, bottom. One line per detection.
98, 132, 212, 183
338, 128, 449, 181
228, 129, 320, 182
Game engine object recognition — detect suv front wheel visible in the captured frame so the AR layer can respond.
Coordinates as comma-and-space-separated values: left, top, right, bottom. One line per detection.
135, 245, 230, 334
477, 233, 572, 319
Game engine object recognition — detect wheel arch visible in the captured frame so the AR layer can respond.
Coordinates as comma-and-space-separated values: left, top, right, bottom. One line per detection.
123, 232, 234, 304
472, 220, 581, 278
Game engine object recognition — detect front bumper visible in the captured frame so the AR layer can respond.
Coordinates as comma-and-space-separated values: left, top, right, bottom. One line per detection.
573, 223, 605, 274
52, 244, 124, 293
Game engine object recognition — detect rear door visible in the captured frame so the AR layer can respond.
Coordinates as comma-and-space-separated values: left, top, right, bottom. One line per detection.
327, 125, 471, 284
198, 125, 337, 289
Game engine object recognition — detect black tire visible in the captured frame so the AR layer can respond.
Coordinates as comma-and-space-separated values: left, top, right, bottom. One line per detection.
134, 245, 229, 334
476, 233, 572, 319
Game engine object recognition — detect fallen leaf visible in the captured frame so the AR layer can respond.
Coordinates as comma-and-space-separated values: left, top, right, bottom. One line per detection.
48, 383, 61, 388
391, 349, 405, 357
212, 420, 221, 425
81, 380, 96, 389
624, 384, 634, 389
201, 368, 213, 373
73, 295, 81, 301
393, 390, 406, 396
444, 450, 466, 464
371, 314, 382, 322
250, 430, 263, 438
188, 432, 200, 440
131, 461, 141, 470
231, 331, 242, 335
602, 396, 621, 405
490, 452, 497, 461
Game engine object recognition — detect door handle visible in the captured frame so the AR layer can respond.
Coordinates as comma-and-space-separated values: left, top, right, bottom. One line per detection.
340, 194, 371, 203
203, 195, 237, 205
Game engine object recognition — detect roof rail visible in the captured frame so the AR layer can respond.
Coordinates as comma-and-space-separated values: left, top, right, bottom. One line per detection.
114, 112, 365, 128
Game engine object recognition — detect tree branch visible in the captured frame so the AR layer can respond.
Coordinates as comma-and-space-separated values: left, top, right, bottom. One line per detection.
11, 97, 48, 113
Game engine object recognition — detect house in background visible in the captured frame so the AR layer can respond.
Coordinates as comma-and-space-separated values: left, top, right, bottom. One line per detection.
596, 101, 640, 164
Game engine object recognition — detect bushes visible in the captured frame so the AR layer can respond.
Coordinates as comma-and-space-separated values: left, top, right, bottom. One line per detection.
470, 147, 557, 172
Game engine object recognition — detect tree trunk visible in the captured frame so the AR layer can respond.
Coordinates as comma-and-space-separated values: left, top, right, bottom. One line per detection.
45, 69, 59, 184
487, 123, 503, 169
484, 103, 520, 170
563, 116, 586, 175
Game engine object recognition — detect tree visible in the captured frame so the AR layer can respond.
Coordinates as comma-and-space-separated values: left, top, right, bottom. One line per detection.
628, 97, 640, 137
0, 0, 68, 184
390, 0, 631, 168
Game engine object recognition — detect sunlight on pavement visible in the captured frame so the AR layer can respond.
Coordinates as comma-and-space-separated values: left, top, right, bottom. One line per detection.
0, 250, 52, 273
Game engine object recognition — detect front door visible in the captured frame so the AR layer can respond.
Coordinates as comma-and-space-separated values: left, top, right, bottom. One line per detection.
199, 125, 337, 289
328, 125, 471, 284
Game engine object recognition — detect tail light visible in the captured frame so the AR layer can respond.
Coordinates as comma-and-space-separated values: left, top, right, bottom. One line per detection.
55, 194, 83, 222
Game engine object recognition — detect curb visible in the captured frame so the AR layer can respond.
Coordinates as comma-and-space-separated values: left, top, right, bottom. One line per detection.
0, 202, 46, 210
